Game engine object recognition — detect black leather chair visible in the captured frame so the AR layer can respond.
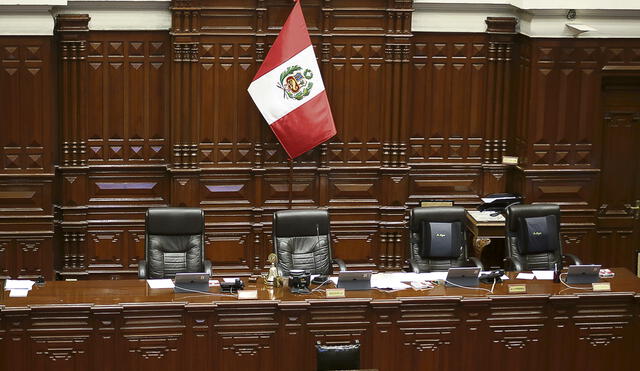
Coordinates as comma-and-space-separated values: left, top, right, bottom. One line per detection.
272, 209, 346, 276
138, 207, 212, 279
316, 341, 360, 371
504, 204, 581, 271
408, 207, 482, 273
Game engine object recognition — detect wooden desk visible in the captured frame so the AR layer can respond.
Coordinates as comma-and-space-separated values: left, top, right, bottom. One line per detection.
465, 211, 506, 268
2, 269, 640, 371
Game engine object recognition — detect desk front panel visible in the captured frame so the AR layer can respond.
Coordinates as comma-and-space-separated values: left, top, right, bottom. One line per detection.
1, 269, 640, 371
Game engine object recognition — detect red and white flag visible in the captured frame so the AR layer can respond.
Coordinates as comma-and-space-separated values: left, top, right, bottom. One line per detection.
248, 0, 336, 159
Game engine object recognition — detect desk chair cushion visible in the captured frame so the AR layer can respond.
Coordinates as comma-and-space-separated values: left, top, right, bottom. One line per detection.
148, 235, 203, 278
420, 220, 463, 258
517, 215, 559, 254
316, 342, 360, 371
274, 209, 332, 276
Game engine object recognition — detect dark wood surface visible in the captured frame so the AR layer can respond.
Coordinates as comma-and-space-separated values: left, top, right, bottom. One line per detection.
1, 268, 640, 371
0, 0, 639, 281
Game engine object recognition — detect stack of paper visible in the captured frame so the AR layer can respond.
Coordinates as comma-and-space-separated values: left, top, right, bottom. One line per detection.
5, 279, 36, 297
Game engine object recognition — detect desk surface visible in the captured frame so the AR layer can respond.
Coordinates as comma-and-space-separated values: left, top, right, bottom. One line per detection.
2, 268, 639, 308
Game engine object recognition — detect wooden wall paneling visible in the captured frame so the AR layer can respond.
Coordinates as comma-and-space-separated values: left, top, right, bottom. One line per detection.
0, 35, 56, 279
212, 302, 279, 371
118, 304, 187, 370
395, 297, 465, 369
409, 34, 488, 166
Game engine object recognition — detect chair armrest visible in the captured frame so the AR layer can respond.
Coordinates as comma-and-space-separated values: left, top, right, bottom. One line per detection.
467, 257, 484, 270
408, 258, 422, 273
503, 257, 523, 272
204, 260, 213, 277
138, 260, 147, 279
332, 258, 347, 272
563, 253, 582, 266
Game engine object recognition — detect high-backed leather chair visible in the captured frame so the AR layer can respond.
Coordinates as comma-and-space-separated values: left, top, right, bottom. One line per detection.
138, 207, 212, 279
504, 204, 581, 271
316, 341, 360, 371
272, 209, 346, 276
408, 207, 482, 273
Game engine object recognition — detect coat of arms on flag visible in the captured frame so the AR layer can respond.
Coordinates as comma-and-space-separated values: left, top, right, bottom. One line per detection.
278, 66, 313, 100
247, 0, 336, 159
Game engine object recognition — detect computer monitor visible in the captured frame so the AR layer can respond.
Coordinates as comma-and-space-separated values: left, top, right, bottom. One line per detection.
566, 264, 600, 284
337, 270, 372, 291
174, 272, 209, 293
446, 267, 481, 287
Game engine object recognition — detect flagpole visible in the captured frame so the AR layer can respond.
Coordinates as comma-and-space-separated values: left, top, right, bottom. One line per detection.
288, 158, 293, 209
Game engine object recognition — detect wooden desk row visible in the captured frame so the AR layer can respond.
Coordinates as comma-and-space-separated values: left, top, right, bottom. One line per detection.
2, 269, 640, 371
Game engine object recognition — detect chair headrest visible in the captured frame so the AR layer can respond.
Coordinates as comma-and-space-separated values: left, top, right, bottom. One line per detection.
274, 209, 330, 237
147, 208, 204, 235
506, 204, 560, 232
410, 207, 465, 232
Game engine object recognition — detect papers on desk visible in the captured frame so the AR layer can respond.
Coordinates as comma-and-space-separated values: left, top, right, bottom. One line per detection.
368, 272, 449, 291
467, 210, 505, 222
371, 274, 411, 290
5, 280, 36, 298
5, 279, 35, 290
147, 279, 175, 289
223, 277, 240, 283
516, 273, 535, 280
532, 270, 554, 280
9, 289, 29, 297
514, 271, 555, 280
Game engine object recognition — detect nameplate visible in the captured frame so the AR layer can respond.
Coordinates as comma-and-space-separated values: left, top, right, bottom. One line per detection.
502, 155, 518, 165
508, 284, 527, 293
326, 288, 345, 298
237, 290, 258, 299
592, 282, 611, 292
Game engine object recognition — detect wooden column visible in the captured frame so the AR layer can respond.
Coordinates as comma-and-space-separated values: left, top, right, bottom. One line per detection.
170, 2, 201, 206
56, 14, 90, 277
482, 17, 517, 194
379, 0, 413, 270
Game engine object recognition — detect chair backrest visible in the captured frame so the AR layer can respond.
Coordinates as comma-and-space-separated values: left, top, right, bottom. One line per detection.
409, 207, 468, 272
316, 341, 360, 371
272, 209, 332, 276
145, 207, 205, 279
505, 204, 563, 271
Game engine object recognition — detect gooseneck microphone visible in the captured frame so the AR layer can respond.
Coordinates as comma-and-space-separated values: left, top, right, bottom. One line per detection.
312, 224, 328, 285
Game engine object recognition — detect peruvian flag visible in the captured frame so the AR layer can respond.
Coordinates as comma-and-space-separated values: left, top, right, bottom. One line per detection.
248, 0, 336, 159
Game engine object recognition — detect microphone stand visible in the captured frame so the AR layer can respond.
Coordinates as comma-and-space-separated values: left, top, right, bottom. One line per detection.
312, 224, 328, 284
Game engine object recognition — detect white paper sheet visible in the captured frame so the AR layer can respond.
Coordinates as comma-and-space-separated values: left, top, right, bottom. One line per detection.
146, 279, 175, 289
223, 277, 240, 283
516, 273, 535, 280
370, 274, 411, 290
532, 270, 554, 280
4, 279, 35, 290
9, 289, 29, 297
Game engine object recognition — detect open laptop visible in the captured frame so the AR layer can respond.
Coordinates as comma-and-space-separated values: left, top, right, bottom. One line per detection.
446, 267, 481, 287
337, 270, 372, 291
566, 264, 601, 284
174, 272, 210, 293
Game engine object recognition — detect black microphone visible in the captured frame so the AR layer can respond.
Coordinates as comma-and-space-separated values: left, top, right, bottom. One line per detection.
312, 224, 328, 285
